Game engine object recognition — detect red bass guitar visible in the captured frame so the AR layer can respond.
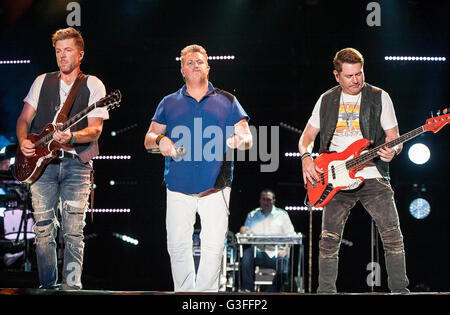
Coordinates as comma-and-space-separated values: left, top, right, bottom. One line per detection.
307, 109, 450, 207
14, 90, 122, 184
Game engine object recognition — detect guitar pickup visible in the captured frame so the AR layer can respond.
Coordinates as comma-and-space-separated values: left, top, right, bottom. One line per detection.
315, 184, 334, 205
320, 173, 325, 185
331, 165, 336, 180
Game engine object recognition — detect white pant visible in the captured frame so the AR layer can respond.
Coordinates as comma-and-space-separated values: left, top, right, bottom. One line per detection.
166, 187, 230, 292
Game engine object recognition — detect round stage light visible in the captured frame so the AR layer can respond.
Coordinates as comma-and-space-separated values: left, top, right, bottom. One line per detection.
408, 143, 430, 165
409, 198, 431, 219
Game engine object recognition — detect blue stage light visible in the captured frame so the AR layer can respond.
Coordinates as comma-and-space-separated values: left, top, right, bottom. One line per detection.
409, 198, 431, 219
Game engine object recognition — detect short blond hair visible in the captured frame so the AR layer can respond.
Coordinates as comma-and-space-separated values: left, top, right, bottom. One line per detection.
51, 27, 84, 50
180, 44, 208, 66
333, 48, 364, 73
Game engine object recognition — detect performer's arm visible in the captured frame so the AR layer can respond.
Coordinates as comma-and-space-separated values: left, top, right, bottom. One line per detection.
226, 118, 253, 150
298, 123, 322, 185
144, 121, 177, 157
16, 103, 36, 157
378, 126, 402, 162
53, 117, 104, 145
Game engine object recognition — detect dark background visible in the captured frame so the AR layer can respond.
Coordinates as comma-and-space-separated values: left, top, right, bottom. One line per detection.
0, 0, 449, 293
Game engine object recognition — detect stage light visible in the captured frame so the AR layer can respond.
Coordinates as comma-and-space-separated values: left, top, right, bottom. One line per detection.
109, 180, 115, 186
284, 152, 319, 158
285, 206, 323, 211
175, 55, 235, 61
409, 198, 431, 219
111, 131, 117, 136
87, 208, 131, 213
384, 56, 446, 62
0, 60, 31, 65
408, 143, 430, 165
93, 155, 131, 160
112, 232, 139, 245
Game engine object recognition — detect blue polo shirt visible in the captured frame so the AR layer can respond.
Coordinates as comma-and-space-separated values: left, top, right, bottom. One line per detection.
152, 82, 249, 194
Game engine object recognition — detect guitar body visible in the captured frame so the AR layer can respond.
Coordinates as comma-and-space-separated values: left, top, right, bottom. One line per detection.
13, 89, 122, 184
14, 123, 62, 184
307, 138, 369, 207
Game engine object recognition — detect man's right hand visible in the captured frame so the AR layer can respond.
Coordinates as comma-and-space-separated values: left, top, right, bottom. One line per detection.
158, 136, 177, 157
20, 138, 36, 157
302, 156, 323, 185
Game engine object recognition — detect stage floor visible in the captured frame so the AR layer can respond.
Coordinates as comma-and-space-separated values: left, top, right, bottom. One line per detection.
1, 287, 449, 295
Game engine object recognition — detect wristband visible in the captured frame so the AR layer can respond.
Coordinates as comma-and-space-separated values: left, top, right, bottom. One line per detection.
393, 146, 399, 156
156, 134, 166, 146
301, 152, 311, 160
70, 133, 76, 144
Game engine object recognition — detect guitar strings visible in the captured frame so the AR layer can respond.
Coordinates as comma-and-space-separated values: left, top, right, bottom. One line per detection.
310, 126, 426, 184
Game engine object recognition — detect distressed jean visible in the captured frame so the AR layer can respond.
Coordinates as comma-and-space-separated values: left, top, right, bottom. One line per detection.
318, 178, 409, 293
30, 157, 92, 290
240, 247, 289, 292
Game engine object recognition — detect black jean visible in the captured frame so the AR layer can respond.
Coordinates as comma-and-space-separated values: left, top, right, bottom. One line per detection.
318, 178, 409, 293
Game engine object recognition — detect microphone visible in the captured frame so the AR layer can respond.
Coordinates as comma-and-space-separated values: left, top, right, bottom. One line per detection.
148, 147, 186, 158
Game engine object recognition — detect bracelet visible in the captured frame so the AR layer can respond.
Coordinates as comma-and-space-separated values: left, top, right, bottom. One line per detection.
393, 146, 399, 156
301, 152, 311, 160
70, 133, 76, 144
156, 134, 166, 146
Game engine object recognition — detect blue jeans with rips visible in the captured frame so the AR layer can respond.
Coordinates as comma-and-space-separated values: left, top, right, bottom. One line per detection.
318, 178, 409, 293
30, 157, 92, 290
241, 247, 289, 292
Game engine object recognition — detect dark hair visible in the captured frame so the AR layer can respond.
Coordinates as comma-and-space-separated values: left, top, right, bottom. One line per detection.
333, 48, 364, 72
260, 189, 276, 199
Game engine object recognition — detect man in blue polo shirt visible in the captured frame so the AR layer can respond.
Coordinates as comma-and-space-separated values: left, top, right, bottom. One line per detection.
144, 44, 252, 292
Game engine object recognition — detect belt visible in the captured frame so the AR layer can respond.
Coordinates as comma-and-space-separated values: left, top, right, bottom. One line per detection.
189, 187, 225, 198
56, 150, 79, 159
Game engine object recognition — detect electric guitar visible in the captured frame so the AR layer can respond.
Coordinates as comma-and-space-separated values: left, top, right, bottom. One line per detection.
306, 109, 450, 207
14, 90, 122, 184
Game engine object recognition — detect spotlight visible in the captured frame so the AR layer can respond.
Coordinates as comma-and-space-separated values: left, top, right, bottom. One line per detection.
112, 232, 139, 245
409, 198, 431, 219
408, 143, 430, 165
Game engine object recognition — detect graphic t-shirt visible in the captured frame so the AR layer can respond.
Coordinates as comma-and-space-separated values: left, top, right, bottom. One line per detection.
307, 87, 398, 179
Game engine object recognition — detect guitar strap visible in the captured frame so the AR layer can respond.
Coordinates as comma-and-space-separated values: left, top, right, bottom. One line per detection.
56, 71, 86, 124
55, 71, 95, 222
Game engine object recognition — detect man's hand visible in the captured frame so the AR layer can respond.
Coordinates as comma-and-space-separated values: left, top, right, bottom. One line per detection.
226, 133, 251, 150
302, 156, 323, 185
158, 136, 177, 157
53, 123, 73, 144
377, 137, 397, 162
20, 138, 36, 157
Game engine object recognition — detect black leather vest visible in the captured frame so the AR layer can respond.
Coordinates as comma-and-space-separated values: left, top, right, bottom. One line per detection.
318, 83, 389, 179
29, 71, 99, 163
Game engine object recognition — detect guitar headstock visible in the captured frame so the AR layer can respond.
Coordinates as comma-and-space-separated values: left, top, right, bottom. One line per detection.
424, 108, 450, 133
99, 90, 122, 111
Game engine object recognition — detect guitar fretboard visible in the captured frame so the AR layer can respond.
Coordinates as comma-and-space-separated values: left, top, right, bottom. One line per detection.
345, 126, 425, 169
36, 99, 103, 146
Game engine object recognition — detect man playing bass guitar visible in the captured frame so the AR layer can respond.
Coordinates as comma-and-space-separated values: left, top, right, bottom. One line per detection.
298, 48, 409, 294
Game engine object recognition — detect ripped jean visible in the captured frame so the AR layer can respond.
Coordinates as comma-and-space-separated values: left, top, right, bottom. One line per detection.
318, 178, 409, 293
30, 157, 92, 290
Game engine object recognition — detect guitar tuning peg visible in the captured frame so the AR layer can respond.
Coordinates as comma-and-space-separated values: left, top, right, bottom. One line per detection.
430, 111, 434, 117
444, 108, 449, 114
436, 109, 441, 116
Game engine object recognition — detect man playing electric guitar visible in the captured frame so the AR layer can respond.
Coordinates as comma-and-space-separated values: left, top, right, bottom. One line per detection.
15, 27, 109, 290
298, 48, 409, 294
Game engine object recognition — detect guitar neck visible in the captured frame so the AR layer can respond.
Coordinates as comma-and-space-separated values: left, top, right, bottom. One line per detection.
38, 101, 100, 145
346, 126, 426, 169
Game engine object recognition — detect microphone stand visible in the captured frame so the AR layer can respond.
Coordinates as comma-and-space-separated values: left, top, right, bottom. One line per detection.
304, 193, 313, 293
